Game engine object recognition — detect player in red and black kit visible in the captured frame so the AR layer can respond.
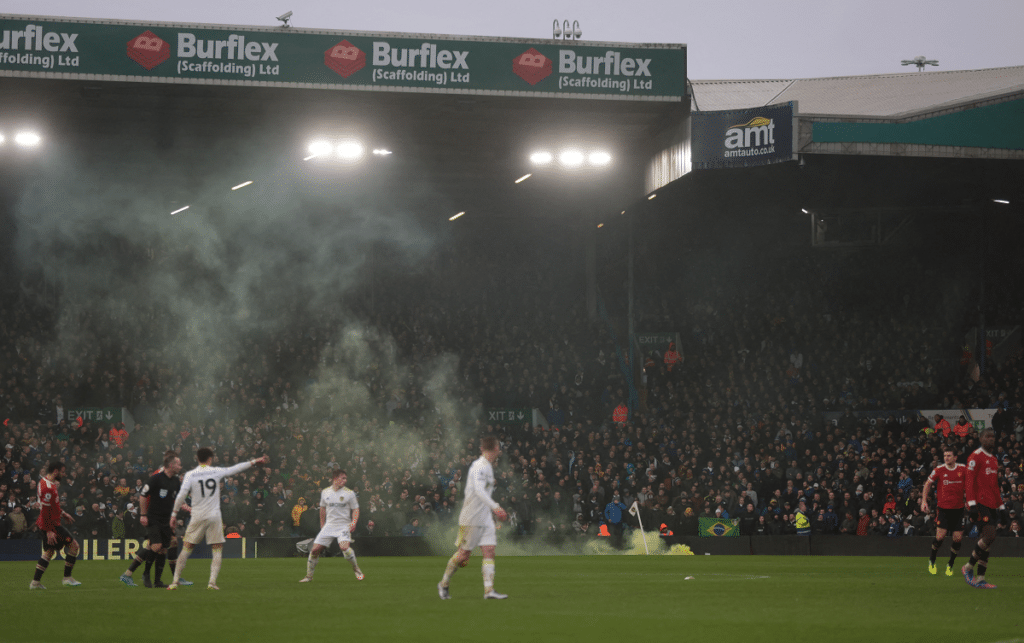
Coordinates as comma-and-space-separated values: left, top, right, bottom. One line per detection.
30, 461, 81, 589
119, 450, 191, 588
921, 445, 966, 576
961, 429, 1009, 589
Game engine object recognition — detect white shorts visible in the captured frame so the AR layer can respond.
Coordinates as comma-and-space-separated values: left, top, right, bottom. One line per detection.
183, 516, 225, 545
314, 525, 352, 547
455, 522, 496, 551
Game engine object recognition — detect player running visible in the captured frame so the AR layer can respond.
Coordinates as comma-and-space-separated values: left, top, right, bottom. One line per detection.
120, 451, 192, 588
961, 429, 1009, 589
921, 446, 966, 576
438, 436, 509, 600
298, 468, 364, 583
167, 448, 268, 590
29, 461, 82, 589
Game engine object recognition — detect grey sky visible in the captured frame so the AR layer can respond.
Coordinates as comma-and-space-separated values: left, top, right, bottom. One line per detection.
8, 0, 1024, 80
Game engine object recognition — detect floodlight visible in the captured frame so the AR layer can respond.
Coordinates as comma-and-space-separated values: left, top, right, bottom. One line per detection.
449, 211, 465, 221
559, 150, 584, 167
647, 193, 657, 200
801, 208, 809, 213
14, 132, 41, 147
372, 149, 392, 156
170, 205, 190, 215
515, 173, 532, 184
0, 132, 5, 145
992, 199, 1010, 204
588, 151, 611, 166
231, 181, 253, 191
336, 141, 364, 160
307, 141, 332, 157
530, 151, 553, 165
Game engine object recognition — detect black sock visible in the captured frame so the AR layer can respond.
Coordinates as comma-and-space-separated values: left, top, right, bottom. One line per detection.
64, 554, 76, 577
929, 539, 940, 564
34, 557, 50, 582
142, 548, 155, 576
968, 546, 981, 567
154, 553, 166, 582
167, 546, 178, 575
948, 541, 961, 567
128, 553, 144, 573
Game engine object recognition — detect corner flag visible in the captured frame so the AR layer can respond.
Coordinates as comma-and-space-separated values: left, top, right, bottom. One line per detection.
629, 501, 649, 554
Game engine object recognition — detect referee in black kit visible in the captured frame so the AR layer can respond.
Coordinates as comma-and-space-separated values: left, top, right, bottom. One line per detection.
120, 451, 193, 587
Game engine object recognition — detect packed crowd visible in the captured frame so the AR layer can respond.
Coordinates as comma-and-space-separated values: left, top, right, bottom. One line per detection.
1, 240, 1023, 545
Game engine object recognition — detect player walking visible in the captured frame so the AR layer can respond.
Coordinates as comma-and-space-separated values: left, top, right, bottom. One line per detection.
167, 448, 268, 590
921, 446, 966, 575
120, 451, 192, 588
29, 461, 81, 589
438, 436, 508, 600
961, 429, 1008, 589
298, 469, 364, 582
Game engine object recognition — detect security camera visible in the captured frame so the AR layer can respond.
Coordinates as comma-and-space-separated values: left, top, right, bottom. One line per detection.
276, 11, 292, 26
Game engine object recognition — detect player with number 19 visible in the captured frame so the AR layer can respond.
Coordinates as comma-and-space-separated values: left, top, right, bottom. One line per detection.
168, 448, 269, 590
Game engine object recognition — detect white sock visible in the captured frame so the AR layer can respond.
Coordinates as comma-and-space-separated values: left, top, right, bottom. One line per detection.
442, 554, 460, 586
482, 559, 495, 592
173, 547, 191, 584
306, 553, 319, 578
343, 547, 358, 570
210, 548, 222, 585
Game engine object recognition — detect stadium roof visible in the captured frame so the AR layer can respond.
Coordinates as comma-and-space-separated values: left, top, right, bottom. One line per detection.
691, 66, 1024, 119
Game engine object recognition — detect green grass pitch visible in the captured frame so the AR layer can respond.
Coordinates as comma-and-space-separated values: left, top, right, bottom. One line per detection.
2, 555, 1022, 643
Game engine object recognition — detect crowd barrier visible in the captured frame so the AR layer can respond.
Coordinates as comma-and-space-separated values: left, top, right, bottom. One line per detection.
3, 535, 1023, 560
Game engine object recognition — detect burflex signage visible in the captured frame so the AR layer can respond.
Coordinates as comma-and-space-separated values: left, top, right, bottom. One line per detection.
0, 16, 685, 99
692, 102, 797, 170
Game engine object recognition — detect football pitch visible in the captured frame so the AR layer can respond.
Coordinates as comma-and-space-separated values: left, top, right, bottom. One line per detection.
3, 555, 1022, 643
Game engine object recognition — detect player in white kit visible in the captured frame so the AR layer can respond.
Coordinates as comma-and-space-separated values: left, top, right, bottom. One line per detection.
438, 436, 508, 599
299, 469, 364, 582
167, 448, 269, 590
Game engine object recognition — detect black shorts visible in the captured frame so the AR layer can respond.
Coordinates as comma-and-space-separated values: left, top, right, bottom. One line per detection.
43, 525, 75, 551
936, 507, 964, 532
146, 520, 175, 548
970, 505, 999, 530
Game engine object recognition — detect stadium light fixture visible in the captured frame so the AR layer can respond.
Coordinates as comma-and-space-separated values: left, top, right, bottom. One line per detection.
559, 150, 584, 168
530, 151, 553, 165
336, 141, 364, 160
588, 151, 611, 166
170, 205, 190, 215
14, 131, 41, 147
448, 211, 465, 221
992, 199, 1010, 204
801, 208, 809, 213
515, 173, 532, 184
231, 180, 253, 191
647, 193, 657, 200
307, 140, 332, 158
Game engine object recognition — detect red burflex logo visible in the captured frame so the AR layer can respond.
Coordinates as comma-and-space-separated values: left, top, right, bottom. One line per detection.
513, 48, 552, 86
127, 30, 170, 70
325, 40, 365, 78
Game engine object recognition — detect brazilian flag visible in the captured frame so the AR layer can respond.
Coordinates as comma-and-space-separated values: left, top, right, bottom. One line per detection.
699, 517, 740, 537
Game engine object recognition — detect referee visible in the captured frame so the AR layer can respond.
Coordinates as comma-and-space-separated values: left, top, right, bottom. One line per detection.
120, 451, 192, 588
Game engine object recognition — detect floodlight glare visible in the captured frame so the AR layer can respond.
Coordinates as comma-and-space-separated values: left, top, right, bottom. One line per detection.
559, 150, 584, 167
530, 151, 553, 165
992, 199, 1010, 204
372, 149, 392, 156
515, 173, 532, 184
801, 208, 809, 213
307, 141, 332, 157
14, 132, 41, 147
336, 141, 364, 160
647, 193, 657, 200
231, 181, 253, 191
449, 211, 465, 221
0, 132, 5, 145
170, 205, 190, 215
589, 151, 611, 166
